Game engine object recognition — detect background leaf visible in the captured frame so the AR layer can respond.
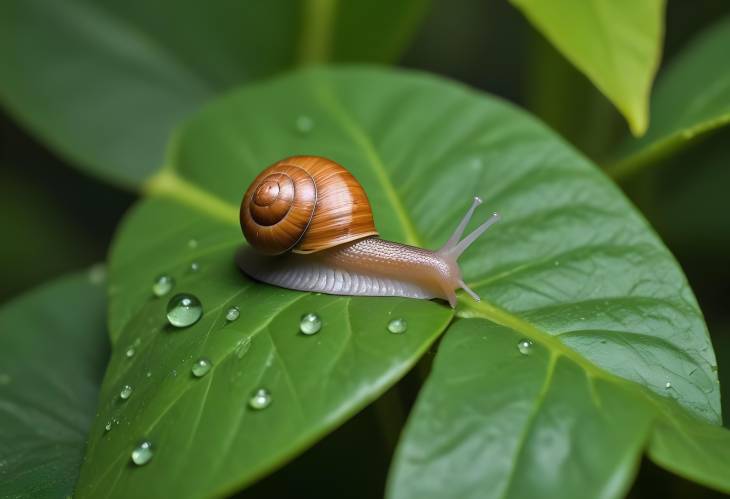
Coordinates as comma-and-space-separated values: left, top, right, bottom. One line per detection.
0, 0, 429, 189
608, 14, 730, 178
511, 0, 665, 136
0, 269, 109, 499
74, 66, 725, 498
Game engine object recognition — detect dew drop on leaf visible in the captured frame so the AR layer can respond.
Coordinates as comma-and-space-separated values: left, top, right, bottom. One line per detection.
387, 318, 408, 334
125, 347, 136, 358
295, 115, 314, 134
88, 264, 106, 285
120, 384, 133, 400
299, 312, 322, 335
190, 262, 200, 272
166, 294, 203, 328
187, 239, 198, 249
152, 275, 175, 297
517, 339, 533, 355
131, 440, 154, 466
226, 306, 240, 322
249, 388, 272, 410
191, 358, 212, 378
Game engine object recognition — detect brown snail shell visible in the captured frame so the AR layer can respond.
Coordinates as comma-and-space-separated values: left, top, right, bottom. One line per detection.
240, 155, 379, 255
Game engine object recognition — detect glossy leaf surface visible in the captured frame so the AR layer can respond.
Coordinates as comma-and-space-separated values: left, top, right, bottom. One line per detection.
0, 0, 428, 188
388, 320, 730, 499
76, 67, 724, 498
0, 270, 109, 499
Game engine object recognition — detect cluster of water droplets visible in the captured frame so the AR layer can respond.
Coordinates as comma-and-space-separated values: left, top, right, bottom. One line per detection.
116, 248, 423, 469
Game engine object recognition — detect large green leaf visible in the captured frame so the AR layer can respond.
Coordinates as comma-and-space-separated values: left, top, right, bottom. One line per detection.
76, 67, 724, 498
511, 0, 665, 136
0, 269, 109, 499
608, 15, 730, 179
0, 0, 428, 189
388, 320, 730, 499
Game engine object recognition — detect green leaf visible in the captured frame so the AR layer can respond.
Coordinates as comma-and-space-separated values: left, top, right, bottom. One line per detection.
388, 320, 730, 499
511, 0, 665, 136
0, 0, 429, 189
607, 15, 730, 179
77, 66, 722, 498
0, 269, 109, 499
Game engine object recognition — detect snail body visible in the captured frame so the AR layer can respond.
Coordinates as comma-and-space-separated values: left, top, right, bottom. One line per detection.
236, 156, 500, 308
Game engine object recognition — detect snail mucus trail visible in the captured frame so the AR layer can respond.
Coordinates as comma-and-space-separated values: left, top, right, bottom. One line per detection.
235, 155, 500, 308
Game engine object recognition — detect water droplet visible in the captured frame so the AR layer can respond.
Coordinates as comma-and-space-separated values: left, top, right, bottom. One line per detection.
0, 373, 11, 385
131, 440, 154, 466
226, 306, 240, 322
711, 364, 718, 373
88, 264, 106, 285
152, 275, 175, 297
299, 312, 322, 335
187, 239, 198, 249
249, 388, 272, 410
191, 358, 212, 378
166, 294, 203, 328
517, 339, 533, 355
387, 318, 408, 334
665, 381, 672, 389
120, 385, 133, 400
171, 369, 178, 377
235, 337, 251, 359
104, 421, 112, 432
190, 262, 200, 272
295, 115, 314, 134
125, 347, 136, 358
145, 371, 152, 378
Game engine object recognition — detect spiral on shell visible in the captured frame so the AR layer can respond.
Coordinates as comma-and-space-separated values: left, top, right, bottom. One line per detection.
240, 156, 378, 255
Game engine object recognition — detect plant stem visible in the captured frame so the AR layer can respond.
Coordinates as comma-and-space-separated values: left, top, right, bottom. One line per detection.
298, 0, 338, 65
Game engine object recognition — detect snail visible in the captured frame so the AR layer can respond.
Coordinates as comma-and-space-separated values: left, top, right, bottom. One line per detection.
235, 155, 500, 308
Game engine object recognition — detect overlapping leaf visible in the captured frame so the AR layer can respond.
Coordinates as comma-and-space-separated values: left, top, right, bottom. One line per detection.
609, 15, 730, 178
77, 67, 726, 499
0, 269, 109, 499
511, 0, 664, 136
